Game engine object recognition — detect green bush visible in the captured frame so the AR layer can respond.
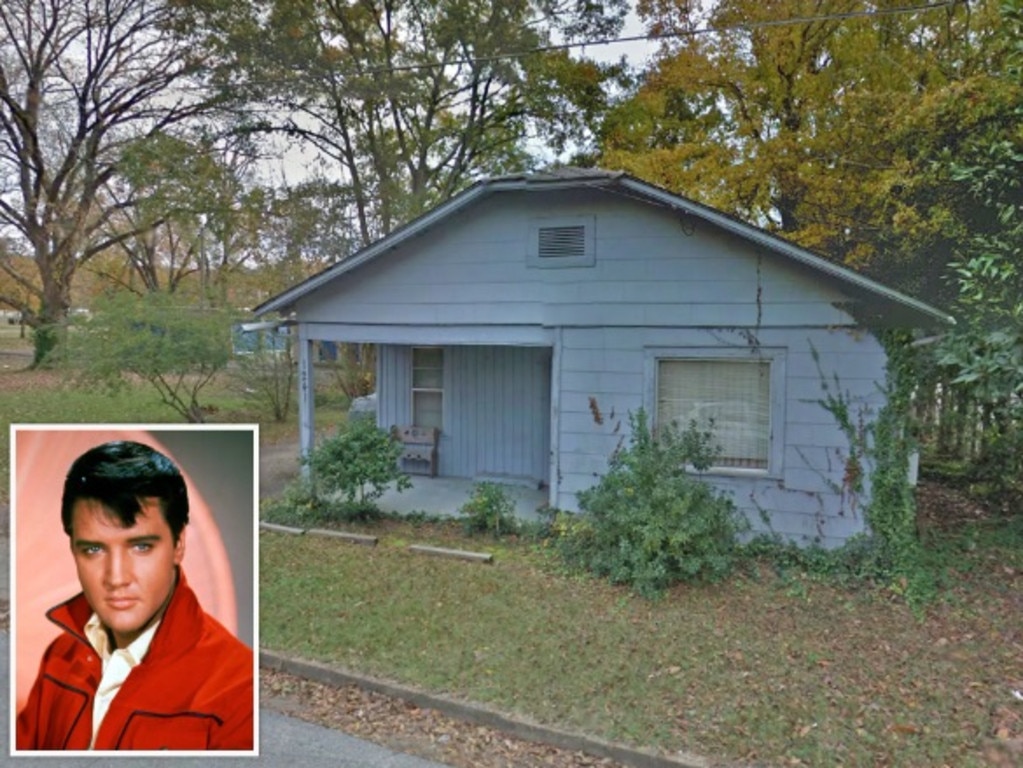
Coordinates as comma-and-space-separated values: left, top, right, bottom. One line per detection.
304, 417, 412, 510
741, 533, 893, 586
459, 481, 519, 537
554, 410, 747, 597
69, 291, 231, 422
260, 475, 324, 527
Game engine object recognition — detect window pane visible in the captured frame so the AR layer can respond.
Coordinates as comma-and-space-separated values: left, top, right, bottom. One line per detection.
412, 347, 443, 388
413, 368, 443, 389
412, 347, 443, 430
413, 347, 443, 368
413, 391, 443, 430
657, 359, 770, 469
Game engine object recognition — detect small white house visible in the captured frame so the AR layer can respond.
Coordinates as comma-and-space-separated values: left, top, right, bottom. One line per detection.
256, 169, 951, 547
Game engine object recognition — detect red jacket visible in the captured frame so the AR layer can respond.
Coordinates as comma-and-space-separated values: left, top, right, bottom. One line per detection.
16, 570, 253, 751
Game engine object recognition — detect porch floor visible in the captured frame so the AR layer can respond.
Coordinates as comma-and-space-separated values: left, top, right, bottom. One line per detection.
376, 476, 549, 523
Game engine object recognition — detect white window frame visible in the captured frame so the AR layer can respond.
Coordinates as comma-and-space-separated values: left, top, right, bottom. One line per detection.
527, 215, 596, 268
646, 347, 786, 477
411, 346, 444, 431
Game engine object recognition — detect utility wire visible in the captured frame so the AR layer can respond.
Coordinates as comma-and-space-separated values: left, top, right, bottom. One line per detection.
22, 0, 958, 98
159, 0, 962, 91
306, 0, 960, 74
487, 1, 961, 65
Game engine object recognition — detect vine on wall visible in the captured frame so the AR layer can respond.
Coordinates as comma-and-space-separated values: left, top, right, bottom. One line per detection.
812, 331, 928, 601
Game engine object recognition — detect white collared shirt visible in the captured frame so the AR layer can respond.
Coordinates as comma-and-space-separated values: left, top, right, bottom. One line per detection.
83, 613, 160, 749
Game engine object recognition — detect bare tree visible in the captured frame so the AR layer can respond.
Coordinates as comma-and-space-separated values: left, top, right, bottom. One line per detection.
243, 0, 626, 245
0, 0, 225, 363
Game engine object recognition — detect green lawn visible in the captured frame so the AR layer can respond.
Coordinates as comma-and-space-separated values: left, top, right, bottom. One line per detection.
261, 526, 1022, 767
0, 361, 313, 504
4, 340, 1021, 766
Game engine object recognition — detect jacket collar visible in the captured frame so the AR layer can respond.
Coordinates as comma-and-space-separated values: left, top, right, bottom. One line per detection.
46, 568, 204, 662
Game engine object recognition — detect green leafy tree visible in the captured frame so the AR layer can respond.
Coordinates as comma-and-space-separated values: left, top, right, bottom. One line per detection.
95, 132, 271, 307
72, 291, 232, 423
602, 0, 1010, 303
932, 0, 1023, 500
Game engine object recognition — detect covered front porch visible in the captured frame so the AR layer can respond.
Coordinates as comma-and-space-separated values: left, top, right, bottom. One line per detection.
376, 475, 550, 524
295, 329, 559, 488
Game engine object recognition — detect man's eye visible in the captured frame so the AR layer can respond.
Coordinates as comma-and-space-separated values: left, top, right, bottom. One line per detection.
133, 542, 153, 552
79, 545, 101, 556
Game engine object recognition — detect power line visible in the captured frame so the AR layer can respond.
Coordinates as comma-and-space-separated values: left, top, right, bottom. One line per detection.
168, 0, 962, 91
26, 0, 960, 97
308, 1, 960, 74
478, 1, 961, 66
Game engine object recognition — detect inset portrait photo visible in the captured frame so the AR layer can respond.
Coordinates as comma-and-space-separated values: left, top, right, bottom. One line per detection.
10, 425, 258, 755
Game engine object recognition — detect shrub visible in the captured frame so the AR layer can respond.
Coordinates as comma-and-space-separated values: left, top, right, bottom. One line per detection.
69, 291, 231, 422
304, 417, 411, 509
260, 475, 323, 527
741, 533, 892, 587
554, 409, 747, 597
230, 344, 295, 423
459, 481, 519, 537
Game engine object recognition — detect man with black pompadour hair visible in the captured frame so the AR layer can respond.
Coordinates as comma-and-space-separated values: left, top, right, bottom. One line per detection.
17, 440, 254, 751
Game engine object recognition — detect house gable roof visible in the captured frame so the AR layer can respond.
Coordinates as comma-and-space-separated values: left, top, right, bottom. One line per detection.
254, 169, 953, 328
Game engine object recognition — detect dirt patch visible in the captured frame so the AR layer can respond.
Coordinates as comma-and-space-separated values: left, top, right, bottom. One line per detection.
0, 353, 63, 389
915, 478, 993, 532
259, 440, 302, 500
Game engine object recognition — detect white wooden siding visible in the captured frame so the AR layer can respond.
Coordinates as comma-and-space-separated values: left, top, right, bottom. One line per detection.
553, 326, 887, 548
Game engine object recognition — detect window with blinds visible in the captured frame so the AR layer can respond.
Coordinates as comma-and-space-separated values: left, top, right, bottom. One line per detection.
656, 358, 771, 470
412, 346, 443, 431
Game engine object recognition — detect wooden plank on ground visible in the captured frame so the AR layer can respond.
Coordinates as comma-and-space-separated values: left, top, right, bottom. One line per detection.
408, 544, 493, 563
260, 522, 305, 535
307, 529, 378, 546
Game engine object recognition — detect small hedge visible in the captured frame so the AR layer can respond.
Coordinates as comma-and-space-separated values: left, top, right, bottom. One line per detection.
262, 418, 412, 525
304, 417, 411, 507
553, 410, 748, 598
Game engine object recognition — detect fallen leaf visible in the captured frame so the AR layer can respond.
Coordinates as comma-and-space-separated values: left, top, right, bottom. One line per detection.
889, 723, 920, 735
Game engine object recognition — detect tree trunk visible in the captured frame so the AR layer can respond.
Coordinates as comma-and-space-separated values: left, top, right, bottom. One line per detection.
31, 253, 73, 367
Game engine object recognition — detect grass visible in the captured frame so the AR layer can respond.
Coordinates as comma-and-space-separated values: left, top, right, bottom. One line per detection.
0, 323, 29, 350
260, 524, 1023, 767
4, 332, 1021, 765
0, 338, 349, 503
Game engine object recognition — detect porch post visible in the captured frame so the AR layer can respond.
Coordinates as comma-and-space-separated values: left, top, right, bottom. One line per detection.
548, 328, 562, 509
298, 327, 316, 472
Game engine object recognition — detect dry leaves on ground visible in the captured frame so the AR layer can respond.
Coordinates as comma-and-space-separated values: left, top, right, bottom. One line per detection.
261, 669, 630, 768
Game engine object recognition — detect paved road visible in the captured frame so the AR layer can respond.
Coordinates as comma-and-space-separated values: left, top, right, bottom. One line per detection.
0, 611, 452, 767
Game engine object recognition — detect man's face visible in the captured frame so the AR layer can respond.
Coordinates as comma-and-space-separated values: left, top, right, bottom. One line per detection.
70, 498, 185, 649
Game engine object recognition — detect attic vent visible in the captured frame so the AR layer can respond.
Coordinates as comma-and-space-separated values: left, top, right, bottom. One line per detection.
527, 216, 595, 268
538, 225, 586, 259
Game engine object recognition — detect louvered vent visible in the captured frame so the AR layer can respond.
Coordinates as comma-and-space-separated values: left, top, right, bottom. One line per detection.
538, 225, 586, 259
